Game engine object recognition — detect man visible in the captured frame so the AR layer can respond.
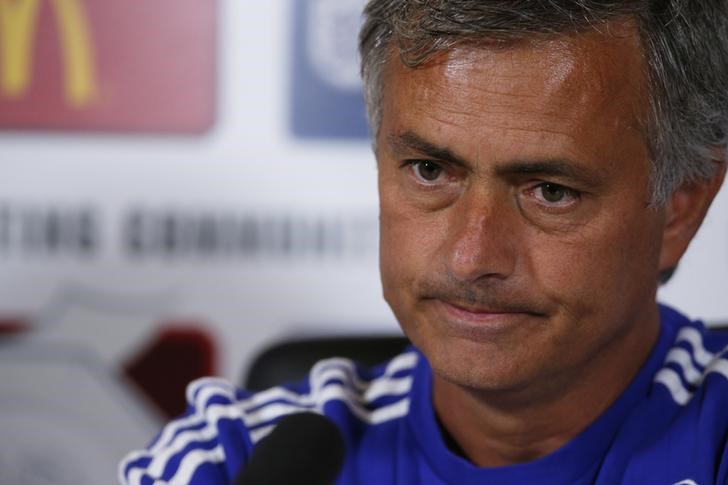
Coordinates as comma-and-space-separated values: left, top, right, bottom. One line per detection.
120, 1, 728, 484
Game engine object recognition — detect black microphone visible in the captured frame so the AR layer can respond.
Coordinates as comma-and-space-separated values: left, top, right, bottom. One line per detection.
234, 412, 347, 485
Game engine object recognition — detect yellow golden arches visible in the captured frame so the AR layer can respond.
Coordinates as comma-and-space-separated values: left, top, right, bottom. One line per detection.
0, 0, 98, 108
0, 0, 40, 97
50, 0, 97, 107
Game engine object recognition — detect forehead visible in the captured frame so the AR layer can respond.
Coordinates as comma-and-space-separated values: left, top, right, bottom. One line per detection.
378, 22, 650, 169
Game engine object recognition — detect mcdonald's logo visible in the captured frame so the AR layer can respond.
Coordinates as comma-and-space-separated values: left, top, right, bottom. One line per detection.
0, 0, 216, 133
0, 0, 97, 108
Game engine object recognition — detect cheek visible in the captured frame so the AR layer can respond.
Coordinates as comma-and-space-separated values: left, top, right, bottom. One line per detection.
527, 208, 662, 314
531, 239, 608, 309
379, 201, 418, 299
378, 183, 409, 303
378, 186, 447, 305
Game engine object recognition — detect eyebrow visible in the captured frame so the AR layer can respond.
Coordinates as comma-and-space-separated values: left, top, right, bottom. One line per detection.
387, 130, 604, 188
493, 160, 603, 188
387, 131, 469, 168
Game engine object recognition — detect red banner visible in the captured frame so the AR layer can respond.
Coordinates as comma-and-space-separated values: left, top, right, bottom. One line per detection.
0, 0, 216, 133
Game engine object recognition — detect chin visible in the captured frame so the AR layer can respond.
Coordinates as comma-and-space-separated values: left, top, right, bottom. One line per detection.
415, 331, 536, 393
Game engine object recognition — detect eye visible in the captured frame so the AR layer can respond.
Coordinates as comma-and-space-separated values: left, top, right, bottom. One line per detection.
529, 182, 580, 208
539, 183, 568, 203
409, 160, 444, 183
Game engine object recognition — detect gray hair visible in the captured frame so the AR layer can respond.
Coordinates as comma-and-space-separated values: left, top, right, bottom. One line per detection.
359, 0, 728, 205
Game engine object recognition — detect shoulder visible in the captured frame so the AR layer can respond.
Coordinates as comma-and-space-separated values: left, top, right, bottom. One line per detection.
118, 377, 247, 484
246, 349, 420, 442
645, 310, 728, 480
118, 349, 421, 484
653, 310, 728, 407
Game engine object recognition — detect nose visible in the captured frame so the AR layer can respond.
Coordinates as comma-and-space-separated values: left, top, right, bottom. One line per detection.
443, 190, 517, 283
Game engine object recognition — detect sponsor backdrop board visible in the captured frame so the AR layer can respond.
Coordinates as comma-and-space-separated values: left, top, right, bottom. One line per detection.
0, 0, 216, 132
0, 0, 726, 479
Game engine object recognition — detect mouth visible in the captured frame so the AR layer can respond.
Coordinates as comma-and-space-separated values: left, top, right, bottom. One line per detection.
429, 298, 546, 335
443, 300, 534, 318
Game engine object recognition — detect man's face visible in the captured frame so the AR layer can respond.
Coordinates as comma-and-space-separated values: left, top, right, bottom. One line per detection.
377, 27, 669, 393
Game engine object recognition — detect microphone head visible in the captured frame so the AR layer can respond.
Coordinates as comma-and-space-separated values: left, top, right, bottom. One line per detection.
236, 412, 346, 485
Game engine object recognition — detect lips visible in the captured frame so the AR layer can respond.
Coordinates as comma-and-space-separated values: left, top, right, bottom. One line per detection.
443, 300, 527, 319
413, 278, 549, 336
425, 298, 546, 340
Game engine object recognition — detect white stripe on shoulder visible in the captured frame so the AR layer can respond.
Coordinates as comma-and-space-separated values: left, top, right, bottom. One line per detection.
238, 350, 418, 413
364, 372, 413, 401
241, 352, 418, 440
142, 377, 237, 456
310, 367, 412, 404
311, 386, 410, 425
249, 424, 276, 443
664, 347, 703, 385
214, 351, 417, 447
186, 377, 234, 405
655, 327, 728, 406
123, 403, 244, 483
239, 385, 310, 411
119, 449, 147, 484
240, 376, 412, 429
307, 351, 418, 393
384, 351, 419, 374
675, 327, 714, 367
243, 402, 315, 427
144, 404, 243, 479
122, 350, 419, 482
165, 443, 226, 485
654, 368, 692, 406
247, 397, 411, 445
247, 397, 411, 444
124, 467, 144, 485
704, 349, 728, 381
119, 377, 240, 483
237, 350, 418, 412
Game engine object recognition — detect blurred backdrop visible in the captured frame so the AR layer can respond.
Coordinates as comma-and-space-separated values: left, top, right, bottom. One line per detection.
0, 1, 726, 483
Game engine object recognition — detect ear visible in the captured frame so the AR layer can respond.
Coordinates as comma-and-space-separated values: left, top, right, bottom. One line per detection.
659, 159, 726, 272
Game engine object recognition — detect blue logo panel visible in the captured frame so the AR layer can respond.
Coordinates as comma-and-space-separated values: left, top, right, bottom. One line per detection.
291, 0, 369, 139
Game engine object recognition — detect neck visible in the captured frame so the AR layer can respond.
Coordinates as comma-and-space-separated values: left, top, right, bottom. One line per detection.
432, 308, 660, 467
